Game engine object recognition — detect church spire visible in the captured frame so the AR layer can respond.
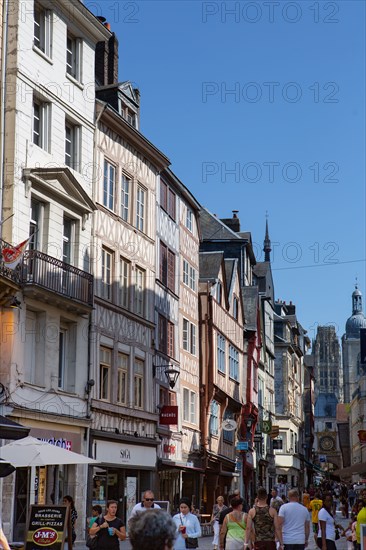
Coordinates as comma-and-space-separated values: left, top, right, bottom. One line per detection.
263, 212, 271, 262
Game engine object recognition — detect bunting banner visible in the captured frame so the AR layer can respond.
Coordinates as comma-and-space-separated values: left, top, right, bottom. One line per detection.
2, 237, 31, 269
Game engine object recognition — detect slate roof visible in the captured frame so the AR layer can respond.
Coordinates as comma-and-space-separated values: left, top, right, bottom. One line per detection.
199, 209, 242, 241
242, 286, 258, 331
199, 251, 224, 280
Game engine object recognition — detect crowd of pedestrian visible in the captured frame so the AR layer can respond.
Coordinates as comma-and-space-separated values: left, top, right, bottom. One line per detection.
79, 480, 366, 550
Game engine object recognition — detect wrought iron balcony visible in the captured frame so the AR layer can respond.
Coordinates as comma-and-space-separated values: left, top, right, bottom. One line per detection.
20, 249, 93, 308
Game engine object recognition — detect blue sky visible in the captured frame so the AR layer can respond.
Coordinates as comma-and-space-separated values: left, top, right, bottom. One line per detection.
94, 0, 365, 342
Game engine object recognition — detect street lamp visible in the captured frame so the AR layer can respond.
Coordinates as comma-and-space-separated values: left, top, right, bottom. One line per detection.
153, 364, 180, 389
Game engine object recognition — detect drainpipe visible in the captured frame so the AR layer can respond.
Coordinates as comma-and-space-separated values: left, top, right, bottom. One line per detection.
0, 0, 9, 237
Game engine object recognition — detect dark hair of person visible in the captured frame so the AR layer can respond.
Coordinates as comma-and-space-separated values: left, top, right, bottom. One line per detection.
179, 497, 192, 509
63, 495, 75, 510
106, 500, 118, 509
322, 493, 333, 512
257, 487, 268, 500
314, 493, 320, 499
92, 505, 102, 515
230, 497, 244, 508
129, 509, 176, 550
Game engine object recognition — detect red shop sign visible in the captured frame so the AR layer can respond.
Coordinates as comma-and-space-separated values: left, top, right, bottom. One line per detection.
160, 406, 178, 425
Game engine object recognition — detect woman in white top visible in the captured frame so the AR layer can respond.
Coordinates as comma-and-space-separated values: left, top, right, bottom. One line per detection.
317, 493, 343, 550
173, 497, 202, 550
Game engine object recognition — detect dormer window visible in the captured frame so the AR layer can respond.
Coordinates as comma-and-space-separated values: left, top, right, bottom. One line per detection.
216, 281, 222, 305
121, 104, 136, 128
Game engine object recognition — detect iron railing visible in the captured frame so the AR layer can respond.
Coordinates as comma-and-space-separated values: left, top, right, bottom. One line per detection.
20, 249, 93, 307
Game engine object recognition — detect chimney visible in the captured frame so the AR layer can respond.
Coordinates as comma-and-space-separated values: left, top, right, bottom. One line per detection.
220, 211, 240, 233
95, 29, 119, 86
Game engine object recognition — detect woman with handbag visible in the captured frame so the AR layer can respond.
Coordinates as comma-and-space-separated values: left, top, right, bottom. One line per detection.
219, 497, 247, 550
317, 493, 343, 550
173, 497, 202, 550
211, 496, 227, 550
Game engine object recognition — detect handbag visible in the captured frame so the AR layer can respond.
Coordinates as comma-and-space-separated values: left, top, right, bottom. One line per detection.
86, 517, 101, 549
335, 527, 340, 540
179, 514, 199, 549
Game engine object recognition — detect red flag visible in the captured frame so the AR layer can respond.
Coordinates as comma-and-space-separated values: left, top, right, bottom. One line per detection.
2, 237, 31, 269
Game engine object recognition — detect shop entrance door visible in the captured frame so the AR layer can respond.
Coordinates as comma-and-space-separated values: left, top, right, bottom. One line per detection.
13, 468, 29, 541
107, 469, 125, 519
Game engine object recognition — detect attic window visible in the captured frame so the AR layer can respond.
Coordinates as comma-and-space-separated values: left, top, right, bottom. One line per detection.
233, 296, 238, 320
216, 281, 222, 305
121, 103, 136, 127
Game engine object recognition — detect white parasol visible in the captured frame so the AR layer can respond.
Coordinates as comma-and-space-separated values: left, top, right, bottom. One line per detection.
0, 436, 96, 467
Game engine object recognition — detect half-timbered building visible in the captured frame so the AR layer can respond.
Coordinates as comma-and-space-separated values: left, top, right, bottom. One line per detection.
90, 70, 169, 520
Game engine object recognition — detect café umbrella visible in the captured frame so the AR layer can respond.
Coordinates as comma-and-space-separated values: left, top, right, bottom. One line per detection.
0, 435, 97, 467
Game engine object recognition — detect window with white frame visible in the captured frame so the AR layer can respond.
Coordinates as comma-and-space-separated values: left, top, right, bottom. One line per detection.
103, 160, 115, 211
117, 353, 128, 405
62, 217, 75, 264
183, 388, 196, 424
99, 347, 111, 401
29, 198, 44, 251
217, 333, 226, 373
229, 345, 239, 381
135, 186, 145, 232
273, 436, 283, 451
183, 259, 195, 291
34, 2, 52, 57
185, 208, 193, 232
65, 122, 80, 171
134, 266, 145, 315
33, 98, 50, 152
209, 400, 219, 435
58, 324, 76, 392
101, 248, 113, 300
66, 32, 82, 82
189, 265, 196, 291
121, 174, 130, 222
182, 319, 196, 355
119, 257, 130, 309
183, 260, 189, 286
134, 359, 144, 409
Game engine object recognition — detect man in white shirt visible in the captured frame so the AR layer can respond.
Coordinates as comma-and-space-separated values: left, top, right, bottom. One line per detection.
129, 490, 161, 519
278, 488, 311, 550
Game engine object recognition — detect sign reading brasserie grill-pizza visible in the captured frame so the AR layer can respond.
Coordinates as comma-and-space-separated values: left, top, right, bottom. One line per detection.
25, 506, 69, 550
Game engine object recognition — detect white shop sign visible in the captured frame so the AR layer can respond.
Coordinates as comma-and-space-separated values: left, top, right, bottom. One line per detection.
95, 439, 156, 468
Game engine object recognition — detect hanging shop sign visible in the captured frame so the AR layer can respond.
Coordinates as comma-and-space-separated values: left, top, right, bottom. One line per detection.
160, 406, 178, 425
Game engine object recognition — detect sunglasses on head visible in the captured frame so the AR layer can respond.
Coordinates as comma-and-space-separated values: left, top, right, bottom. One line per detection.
145, 498, 154, 501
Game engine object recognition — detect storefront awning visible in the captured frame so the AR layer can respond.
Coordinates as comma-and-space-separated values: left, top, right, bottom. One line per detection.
0, 415, 30, 440
160, 460, 205, 473
333, 462, 366, 479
